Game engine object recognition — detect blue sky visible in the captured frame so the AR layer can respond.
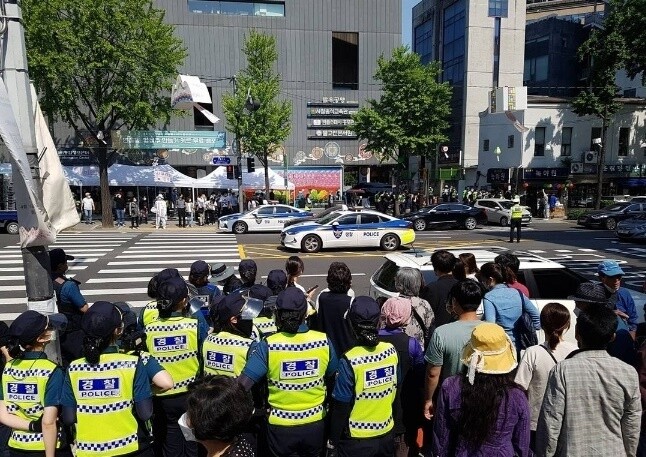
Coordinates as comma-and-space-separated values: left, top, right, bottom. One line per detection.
402, 0, 416, 48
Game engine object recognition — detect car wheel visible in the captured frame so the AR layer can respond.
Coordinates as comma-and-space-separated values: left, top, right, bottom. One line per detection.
605, 218, 617, 230
301, 234, 322, 253
380, 233, 400, 251
499, 216, 509, 227
233, 221, 248, 234
413, 219, 427, 231
464, 217, 477, 230
5, 222, 19, 235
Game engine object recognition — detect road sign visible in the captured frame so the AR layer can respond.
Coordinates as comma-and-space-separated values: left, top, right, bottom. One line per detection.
212, 156, 231, 165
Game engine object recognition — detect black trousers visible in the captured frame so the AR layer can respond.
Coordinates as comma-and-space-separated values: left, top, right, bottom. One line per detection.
510, 219, 521, 242
337, 432, 395, 457
152, 394, 197, 457
177, 208, 186, 227
131, 215, 139, 228
266, 420, 325, 457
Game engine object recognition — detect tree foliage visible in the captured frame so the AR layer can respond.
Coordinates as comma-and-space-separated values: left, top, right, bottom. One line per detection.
605, 0, 646, 85
352, 47, 452, 166
22, 0, 186, 226
222, 30, 292, 196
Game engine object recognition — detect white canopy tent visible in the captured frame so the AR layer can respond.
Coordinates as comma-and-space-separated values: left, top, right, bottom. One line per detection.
62, 164, 197, 187
195, 166, 294, 190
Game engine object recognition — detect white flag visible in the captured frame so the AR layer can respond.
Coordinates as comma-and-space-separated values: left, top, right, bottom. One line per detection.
31, 84, 80, 234
0, 81, 55, 247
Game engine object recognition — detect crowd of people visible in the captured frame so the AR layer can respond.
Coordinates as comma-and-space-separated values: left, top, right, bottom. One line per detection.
0, 249, 644, 457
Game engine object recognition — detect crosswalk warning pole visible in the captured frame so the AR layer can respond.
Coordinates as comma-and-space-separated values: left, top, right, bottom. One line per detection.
0, 0, 61, 363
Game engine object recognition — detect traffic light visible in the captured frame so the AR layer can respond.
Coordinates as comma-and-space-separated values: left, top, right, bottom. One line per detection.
226, 165, 234, 180
247, 157, 255, 173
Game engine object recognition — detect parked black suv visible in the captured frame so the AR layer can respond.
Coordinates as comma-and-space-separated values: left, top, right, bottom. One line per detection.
577, 202, 646, 230
349, 182, 394, 203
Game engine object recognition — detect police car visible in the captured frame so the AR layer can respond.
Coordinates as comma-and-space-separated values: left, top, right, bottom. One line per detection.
218, 204, 313, 234
280, 209, 415, 253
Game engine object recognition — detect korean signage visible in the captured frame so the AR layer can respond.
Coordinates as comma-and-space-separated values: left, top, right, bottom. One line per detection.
58, 148, 94, 164
112, 130, 226, 150
306, 98, 359, 140
487, 168, 511, 183
522, 167, 569, 180
603, 163, 646, 174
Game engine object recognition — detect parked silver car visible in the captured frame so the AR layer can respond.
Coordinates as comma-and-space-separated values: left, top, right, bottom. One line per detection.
474, 199, 532, 226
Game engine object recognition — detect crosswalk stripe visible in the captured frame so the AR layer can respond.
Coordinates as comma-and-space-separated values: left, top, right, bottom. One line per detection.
0, 232, 240, 321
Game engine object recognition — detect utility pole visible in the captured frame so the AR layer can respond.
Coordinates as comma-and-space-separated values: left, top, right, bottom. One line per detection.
1, 0, 60, 362
231, 76, 244, 213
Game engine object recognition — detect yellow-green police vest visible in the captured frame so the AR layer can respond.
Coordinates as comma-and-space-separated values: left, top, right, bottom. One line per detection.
2, 358, 60, 451
145, 316, 199, 395
202, 331, 253, 377
68, 352, 139, 456
511, 205, 523, 220
266, 330, 330, 426
253, 316, 277, 338
345, 342, 398, 438
140, 301, 158, 328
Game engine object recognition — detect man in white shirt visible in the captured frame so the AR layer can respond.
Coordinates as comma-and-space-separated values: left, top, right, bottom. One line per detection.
81, 193, 95, 224
154, 194, 168, 229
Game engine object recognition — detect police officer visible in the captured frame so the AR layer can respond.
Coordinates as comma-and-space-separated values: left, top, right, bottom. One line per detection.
510, 196, 523, 243
188, 260, 221, 313
0, 311, 69, 457
50, 248, 88, 366
114, 302, 174, 394
239, 288, 338, 457
144, 276, 208, 457
61, 301, 154, 457
203, 293, 261, 378
329, 296, 399, 457
238, 260, 272, 298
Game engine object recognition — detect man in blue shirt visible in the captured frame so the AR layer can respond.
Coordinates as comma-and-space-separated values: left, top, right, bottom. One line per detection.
50, 248, 88, 366
598, 260, 638, 340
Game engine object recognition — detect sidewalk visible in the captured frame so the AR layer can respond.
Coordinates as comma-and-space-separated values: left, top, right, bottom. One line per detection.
69, 220, 221, 233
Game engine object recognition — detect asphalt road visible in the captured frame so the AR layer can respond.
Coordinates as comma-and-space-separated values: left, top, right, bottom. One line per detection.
0, 219, 644, 321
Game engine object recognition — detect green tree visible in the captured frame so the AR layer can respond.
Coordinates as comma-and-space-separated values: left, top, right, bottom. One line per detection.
352, 47, 452, 194
222, 31, 292, 197
22, 0, 186, 226
605, 0, 646, 85
572, 22, 625, 209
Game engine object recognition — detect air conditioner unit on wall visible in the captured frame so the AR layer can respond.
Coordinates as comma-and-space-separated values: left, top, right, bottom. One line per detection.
570, 162, 583, 174
584, 151, 598, 164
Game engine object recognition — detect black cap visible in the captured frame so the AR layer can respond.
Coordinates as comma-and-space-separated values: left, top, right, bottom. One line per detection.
82, 302, 122, 338
219, 293, 247, 323
147, 268, 181, 299
190, 260, 210, 278
157, 276, 189, 309
276, 288, 307, 313
567, 282, 608, 305
50, 248, 74, 269
346, 296, 381, 327
238, 259, 257, 282
249, 284, 272, 301
267, 270, 287, 292
9, 311, 66, 346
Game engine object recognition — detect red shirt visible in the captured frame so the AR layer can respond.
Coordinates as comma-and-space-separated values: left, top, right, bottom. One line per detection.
508, 280, 530, 298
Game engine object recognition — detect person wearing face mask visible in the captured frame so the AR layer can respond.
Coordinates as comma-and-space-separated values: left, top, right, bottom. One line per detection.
203, 293, 262, 378
144, 276, 208, 457
61, 301, 154, 457
189, 260, 222, 316
597, 260, 638, 340
183, 375, 255, 457
0, 311, 69, 457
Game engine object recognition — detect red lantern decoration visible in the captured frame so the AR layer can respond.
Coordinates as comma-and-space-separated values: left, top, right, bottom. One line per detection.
523, 182, 529, 189
567, 182, 575, 189
557, 183, 563, 190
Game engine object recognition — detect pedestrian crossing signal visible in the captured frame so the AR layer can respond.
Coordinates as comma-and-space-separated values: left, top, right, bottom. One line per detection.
247, 157, 255, 173
226, 165, 234, 180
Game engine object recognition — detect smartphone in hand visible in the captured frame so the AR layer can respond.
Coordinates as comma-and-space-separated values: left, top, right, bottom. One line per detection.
307, 285, 319, 294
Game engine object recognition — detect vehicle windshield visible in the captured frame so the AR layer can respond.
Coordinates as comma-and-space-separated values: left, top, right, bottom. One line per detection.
318, 211, 342, 224
419, 206, 437, 213
603, 203, 629, 211
499, 201, 514, 209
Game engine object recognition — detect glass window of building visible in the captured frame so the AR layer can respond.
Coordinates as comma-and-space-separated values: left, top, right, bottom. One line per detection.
561, 127, 572, 156
488, 0, 508, 17
483, 139, 490, 151
332, 32, 359, 90
618, 127, 630, 156
534, 127, 546, 156
524, 55, 549, 82
414, 20, 433, 65
188, 1, 285, 17
590, 127, 602, 150
442, 0, 465, 84
507, 135, 514, 149
194, 87, 214, 131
